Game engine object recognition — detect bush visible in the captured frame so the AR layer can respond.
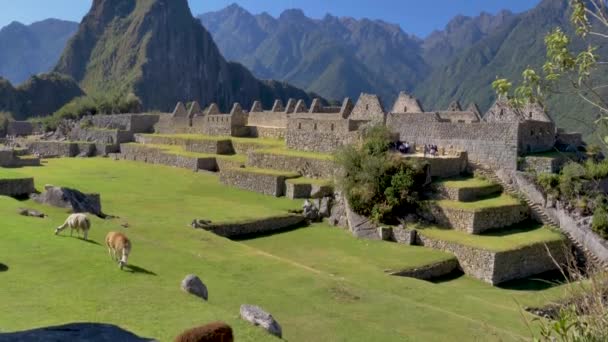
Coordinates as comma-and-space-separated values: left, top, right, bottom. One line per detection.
0, 111, 12, 135
536, 173, 560, 196
335, 124, 427, 224
592, 206, 608, 238
39, 92, 142, 131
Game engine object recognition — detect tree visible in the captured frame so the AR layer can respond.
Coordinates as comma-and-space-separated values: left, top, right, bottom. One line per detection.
492, 0, 608, 144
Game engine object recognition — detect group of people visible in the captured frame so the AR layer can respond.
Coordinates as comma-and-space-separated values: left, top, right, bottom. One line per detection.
392, 141, 440, 157
423, 144, 439, 157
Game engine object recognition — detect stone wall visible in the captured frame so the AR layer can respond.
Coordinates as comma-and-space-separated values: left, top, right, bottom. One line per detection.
433, 183, 502, 202
350, 93, 386, 123
134, 134, 234, 155
118, 144, 216, 171
6, 121, 41, 136
402, 153, 467, 178
201, 215, 305, 238
285, 119, 361, 153
219, 168, 299, 197
435, 111, 480, 123
27, 141, 96, 158
520, 156, 568, 173
387, 114, 520, 171
285, 181, 333, 199
247, 151, 335, 179
88, 114, 160, 133
407, 227, 567, 284
556, 131, 583, 147
70, 127, 133, 145
518, 121, 556, 154
0, 177, 35, 196
389, 258, 459, 280
509, 171, 608, 265
423, 202, 528, 234
247, 111, 287, 128
247, 126, 286, 139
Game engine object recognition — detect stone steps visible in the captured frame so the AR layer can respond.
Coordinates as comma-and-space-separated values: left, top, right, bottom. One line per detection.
472, 164, 608, 269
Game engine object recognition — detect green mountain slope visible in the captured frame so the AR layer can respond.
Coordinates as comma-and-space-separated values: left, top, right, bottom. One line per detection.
415, 0, 606, 139
0, 19, 78, 84
54, 0, 317, 112
199, 6, 427, 102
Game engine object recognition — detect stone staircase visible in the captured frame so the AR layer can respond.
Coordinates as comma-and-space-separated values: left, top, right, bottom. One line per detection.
473, 164, 606, 269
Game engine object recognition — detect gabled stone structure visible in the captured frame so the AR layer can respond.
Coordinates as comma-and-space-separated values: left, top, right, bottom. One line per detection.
391, 92, 424, 113
172, 102, 188, 117
284, 99, 296, 113
271, 100, 284, 112
206, 103, 221, 115
339, 98, 354, 119
187, 101, 202, 118
350, 93, 386, 123
250, 101, 263, 113
294, 100, 308, 113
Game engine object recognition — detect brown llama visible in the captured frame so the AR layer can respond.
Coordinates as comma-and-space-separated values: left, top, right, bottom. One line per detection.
55, 213, 91, 240
105, 231, 132, 270
173, 322, 234, 342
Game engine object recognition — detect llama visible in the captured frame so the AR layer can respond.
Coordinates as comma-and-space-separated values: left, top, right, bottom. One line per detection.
173, 322, 233, 342
105, 232, 131, 269
54, 213, 91, 240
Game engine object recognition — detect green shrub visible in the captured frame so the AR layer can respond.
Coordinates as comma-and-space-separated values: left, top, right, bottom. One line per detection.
536, 173, 560, 196
584, 159, 608, 180
559, 162, 586, 200
592, 206, 608, 238
0, 111, 12, 135
40, 92, 142, 131
335, 124, 427, 224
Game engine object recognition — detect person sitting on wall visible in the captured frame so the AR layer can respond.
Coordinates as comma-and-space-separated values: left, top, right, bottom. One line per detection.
423, 144, 428, 157
398, 141, 409, 154
429, 145, 438, 157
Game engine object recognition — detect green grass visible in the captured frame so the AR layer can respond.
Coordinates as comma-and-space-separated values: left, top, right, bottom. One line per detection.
413, 221, 565, 252
524, 151, 576, 159
0, 158, 572, 341
436, 176, 498, 189
146, 133, 285, 148
256, 146, 334, 161
130, 143, 246, 163
229, 167, 301, 178
285, 177, 332, 186
434, 194, 522, 211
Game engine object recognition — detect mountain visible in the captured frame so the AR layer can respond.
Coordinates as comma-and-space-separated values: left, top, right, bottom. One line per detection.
415, 0, 606, 139
54, 0, 317, 112
422, 10, 517, 67
0, 73, 84, 120
199, 5, 427, 102
0, 19, 78, 84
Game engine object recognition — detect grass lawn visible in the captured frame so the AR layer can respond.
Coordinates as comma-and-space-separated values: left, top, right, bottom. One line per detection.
435, 176, 498, 189
147, 133, 285, 147
434, 194, 522, 211
0, 158, 569, 341
413, 221, 565, 252
229, 167, 301, 178
256, 146, 334, 161
128, 143, 247, 163
286, 177, 332, 186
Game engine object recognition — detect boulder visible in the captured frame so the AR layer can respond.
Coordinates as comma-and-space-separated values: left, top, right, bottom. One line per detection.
191, 219, 212, 229
328, 194, 347, 228
181, 274, 208, 300
0, 323, 156, 342
239, 304, 282, 338
17, 208, 46, 218
302, 199, 320, 222
316, 197, 332, 218
31, 184, 106, 218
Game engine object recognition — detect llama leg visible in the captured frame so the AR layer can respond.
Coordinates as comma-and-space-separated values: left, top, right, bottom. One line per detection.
83, 229, 88, 241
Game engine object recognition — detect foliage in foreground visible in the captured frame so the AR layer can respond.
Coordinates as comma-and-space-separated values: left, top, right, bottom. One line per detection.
37, 92, 142, 131
335, 125, 428, 223
536, 160, 608, 237
529, 260, 608, 342
0, 111, 12, 135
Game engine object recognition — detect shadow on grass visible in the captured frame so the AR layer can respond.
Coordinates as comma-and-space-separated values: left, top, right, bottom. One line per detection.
0, 263, 8, 272
124, 264, 157, 276
231, 222, 309, 241
498, 270, 568, 291
428, 269, 465, 284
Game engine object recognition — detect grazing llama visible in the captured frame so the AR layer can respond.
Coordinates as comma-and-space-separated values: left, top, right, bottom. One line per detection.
173, 322, 233, 342
105, 231, 131, 269
55, 213, 91, 240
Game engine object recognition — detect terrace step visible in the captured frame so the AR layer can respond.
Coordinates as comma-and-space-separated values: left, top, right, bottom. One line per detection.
432, 176, 502, 202
219, 167, 301, 197
423, 195, 529, 234
285, 177, 333, 199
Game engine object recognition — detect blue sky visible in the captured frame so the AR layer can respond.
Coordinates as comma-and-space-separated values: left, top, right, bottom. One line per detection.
0, 0, 541, 37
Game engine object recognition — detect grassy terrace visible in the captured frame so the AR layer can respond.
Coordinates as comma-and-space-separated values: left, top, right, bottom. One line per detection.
256, 146, 334, 161
524, 150, 576, 159
412, 222, 565, 252
145, 133, 285, 147
286, 177, 332, 186
434, 194, 522, 211
435, 176, 498, 189
228, 167, 301, 178
0, 158, 571, 341
127, 143, 246, 163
